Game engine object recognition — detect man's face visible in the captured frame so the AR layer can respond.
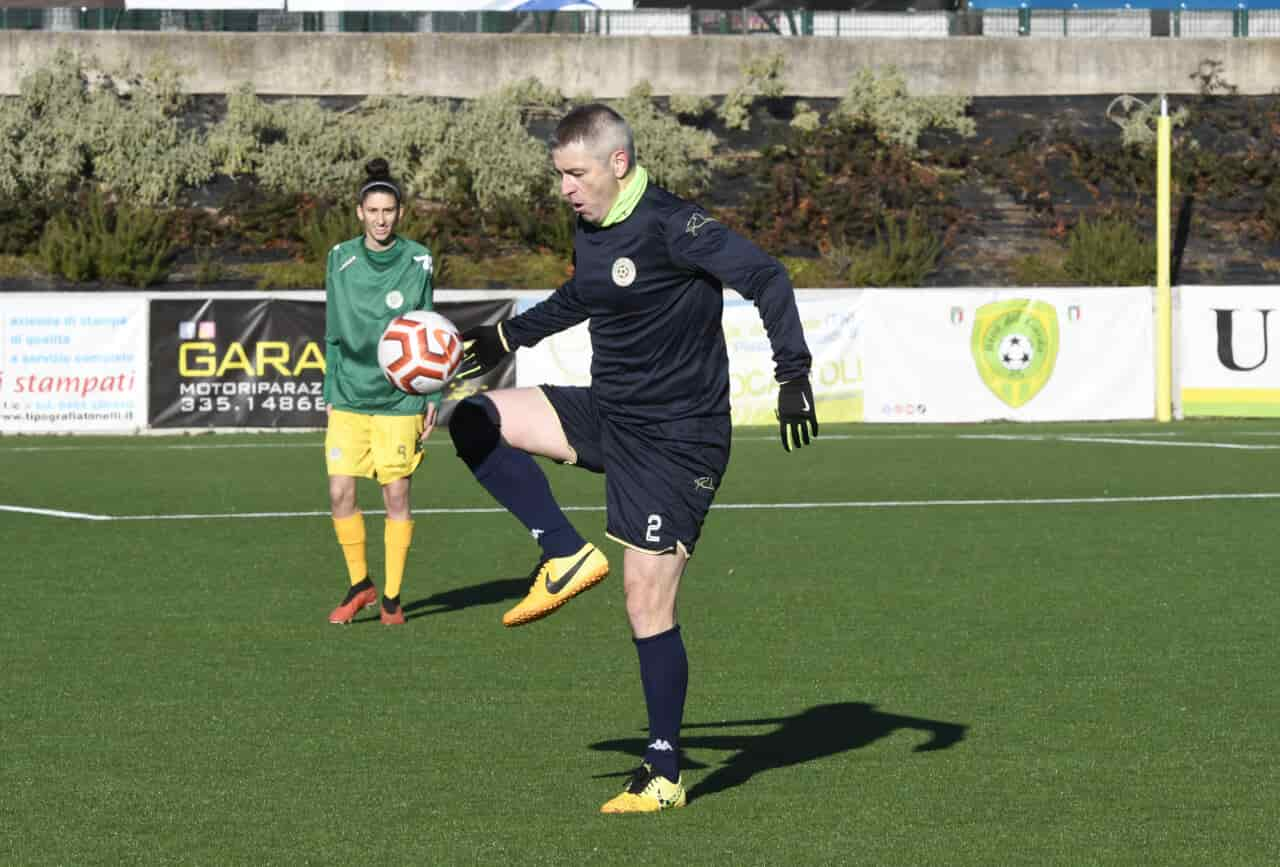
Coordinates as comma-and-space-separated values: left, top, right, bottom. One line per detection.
553, 140, 626, 225
357, 191, 401, 250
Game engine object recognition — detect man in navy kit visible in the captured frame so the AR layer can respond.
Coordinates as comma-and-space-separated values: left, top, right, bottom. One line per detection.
449, 103, 818, 813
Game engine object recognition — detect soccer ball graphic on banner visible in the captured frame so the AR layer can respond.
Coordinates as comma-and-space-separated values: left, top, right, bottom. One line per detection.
378, 310, 463, 395
998, 333, 1034, 372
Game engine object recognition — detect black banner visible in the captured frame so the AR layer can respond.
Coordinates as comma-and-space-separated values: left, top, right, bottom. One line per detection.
148, 297, 514, 429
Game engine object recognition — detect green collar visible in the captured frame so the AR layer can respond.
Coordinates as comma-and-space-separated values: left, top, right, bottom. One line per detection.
361, 236, 400, 268
600, 166, 648, 228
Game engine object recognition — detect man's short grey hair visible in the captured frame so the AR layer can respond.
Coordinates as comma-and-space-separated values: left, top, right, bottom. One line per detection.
550, 103, 635, 168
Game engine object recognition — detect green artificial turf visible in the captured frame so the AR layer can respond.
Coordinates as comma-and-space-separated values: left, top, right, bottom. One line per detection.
2, 420, 1278, 866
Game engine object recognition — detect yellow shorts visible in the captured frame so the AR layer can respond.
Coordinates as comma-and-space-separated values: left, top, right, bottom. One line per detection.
325, 408, 425, 484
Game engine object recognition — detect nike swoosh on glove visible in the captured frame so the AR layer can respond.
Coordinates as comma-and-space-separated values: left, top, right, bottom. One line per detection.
777, 376, 819, 452
456, 323, 511, 380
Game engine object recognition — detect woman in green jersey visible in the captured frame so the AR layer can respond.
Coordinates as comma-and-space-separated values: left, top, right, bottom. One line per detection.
323, 158, 439, 626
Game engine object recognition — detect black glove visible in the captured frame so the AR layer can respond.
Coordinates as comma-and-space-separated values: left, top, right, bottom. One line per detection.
777, 376, 818, 452
456, 323, 511, 380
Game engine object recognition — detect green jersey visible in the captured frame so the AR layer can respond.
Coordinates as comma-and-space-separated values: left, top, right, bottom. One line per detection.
323, 234, 438, 415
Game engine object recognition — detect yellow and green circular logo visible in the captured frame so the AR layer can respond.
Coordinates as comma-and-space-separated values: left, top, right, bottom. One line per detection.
971, 300, 1060, 408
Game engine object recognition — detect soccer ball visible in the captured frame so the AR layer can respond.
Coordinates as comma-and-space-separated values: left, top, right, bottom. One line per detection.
378, 310, 463, 395
998, 333, 1033, 372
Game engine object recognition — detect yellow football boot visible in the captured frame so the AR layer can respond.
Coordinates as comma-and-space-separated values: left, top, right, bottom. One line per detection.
600, 763, 687, 814
501, 543, 609, 627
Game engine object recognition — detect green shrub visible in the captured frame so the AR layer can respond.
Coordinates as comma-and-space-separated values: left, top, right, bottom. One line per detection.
668, 94, 714, 120
0, 50, 211, 204
716, 50, 788, 131
824, 211, 941, 287
612, 83, 718, 198
85, 59, 213, 203
1063, 215, 1156, 286
0, 199, 53, 255
243, 260, 325, 290
443, 251, 572, 289
350, 95, 454, 200
744, 128, 964, 257
439, 81, 560, 213
192, 248, 227, 285
790, 101, 821, 133
1105, 93, 1190, 152
0, 254, 37, 279
1010, 252, 1070, 286
224, 189, 310, 249
832, 66, 975, 154
254, 99, 363, 200
206, 83, 274, 179
37, 191, 176, 287
1260, 178, 1280, 242
0, 49, 92, 200
778, 254, 843, 288
299, 205, 359, 264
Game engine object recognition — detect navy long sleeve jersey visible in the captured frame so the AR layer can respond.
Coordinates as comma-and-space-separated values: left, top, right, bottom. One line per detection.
503, 183, 812, 423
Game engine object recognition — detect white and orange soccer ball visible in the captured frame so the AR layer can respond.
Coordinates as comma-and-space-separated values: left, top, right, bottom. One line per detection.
377, 310, 463, 395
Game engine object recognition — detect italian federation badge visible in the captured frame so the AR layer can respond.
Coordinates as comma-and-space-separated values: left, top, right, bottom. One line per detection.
971, 299, 1060, 408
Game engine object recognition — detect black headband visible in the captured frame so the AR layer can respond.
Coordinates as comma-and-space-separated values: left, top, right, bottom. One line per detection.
359, 180, 401, 202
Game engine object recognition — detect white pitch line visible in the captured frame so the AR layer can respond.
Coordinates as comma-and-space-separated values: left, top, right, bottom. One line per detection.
7, 491, 1280, 522
1056, 436, 1280, 450
0, 504, 110, 521
960, 434, 1280, 450
7, 429, 1280, 453
0, 442, 322, 453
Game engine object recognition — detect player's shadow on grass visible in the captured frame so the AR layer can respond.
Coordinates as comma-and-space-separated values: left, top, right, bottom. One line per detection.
590, 702, 967, 802
400, 577, 531, 620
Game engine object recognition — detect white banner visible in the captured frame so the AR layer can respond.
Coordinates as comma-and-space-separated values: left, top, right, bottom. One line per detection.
1180, 285, 1280, 418
514, 290, 864, 426
725, 290, 863, 426
861, 288, 1154, 423
0, 295, 148, 433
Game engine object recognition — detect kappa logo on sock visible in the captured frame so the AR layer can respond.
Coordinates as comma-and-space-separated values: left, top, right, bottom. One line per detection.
648, 739, 675, 753
530, 528, 544, 541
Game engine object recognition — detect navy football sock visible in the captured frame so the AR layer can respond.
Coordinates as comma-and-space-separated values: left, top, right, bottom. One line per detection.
472, 444, 585, 559
636, 626, 687, 782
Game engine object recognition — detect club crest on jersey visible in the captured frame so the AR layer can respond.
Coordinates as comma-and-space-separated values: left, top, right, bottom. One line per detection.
686, 213, 717, 236
385, 290, 405, 309
612, 257, 637, 287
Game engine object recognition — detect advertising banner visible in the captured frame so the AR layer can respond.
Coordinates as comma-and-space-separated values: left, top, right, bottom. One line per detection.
149, 296, 513, 429
726, 291, 863, 425
514, 290, 864, 426
0, 295, 148, 434
1180, 285, 1280, 418
861, 288, 1154, 423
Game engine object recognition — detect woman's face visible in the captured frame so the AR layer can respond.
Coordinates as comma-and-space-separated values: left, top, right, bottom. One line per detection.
357, 191, 402, 250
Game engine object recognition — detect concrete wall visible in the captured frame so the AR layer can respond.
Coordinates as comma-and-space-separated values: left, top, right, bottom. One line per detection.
2, 31, 1277, 98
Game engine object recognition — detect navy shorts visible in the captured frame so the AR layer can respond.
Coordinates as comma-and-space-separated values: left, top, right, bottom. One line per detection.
540, 385, 731, 556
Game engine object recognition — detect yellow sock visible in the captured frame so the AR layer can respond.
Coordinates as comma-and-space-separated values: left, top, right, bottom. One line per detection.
383, 518, 414, 600
333, 512, 367, 585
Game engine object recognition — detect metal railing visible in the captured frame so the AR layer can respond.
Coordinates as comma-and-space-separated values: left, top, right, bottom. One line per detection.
1, 6, 1278, 37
